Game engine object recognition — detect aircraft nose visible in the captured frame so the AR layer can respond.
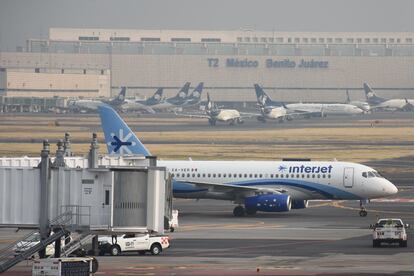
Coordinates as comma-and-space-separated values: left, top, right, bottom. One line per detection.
384, 179, 398, 195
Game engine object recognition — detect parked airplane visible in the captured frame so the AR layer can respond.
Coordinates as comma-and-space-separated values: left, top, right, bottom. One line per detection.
151, 82, 191, 111
254, 84, 320, 122
67, 87, 126, 112
364, 83, 414, 111
184, 82, 204, 106
177, 92, 246, 125
120, 88, 163, 113
255, 84, 363, 117
345, 90, 371, 113
98, 104, 398, 217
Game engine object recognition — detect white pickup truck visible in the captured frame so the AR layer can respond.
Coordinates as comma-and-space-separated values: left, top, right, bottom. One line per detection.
371, 218, 409, 247
98, 233, 170, 256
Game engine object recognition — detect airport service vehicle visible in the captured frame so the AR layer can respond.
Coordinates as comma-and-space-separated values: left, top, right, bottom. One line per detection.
364, 83, 414, 111
98, 233, 170, 256
98, 104, 398, 217
255, 84, 364, 117
32, 257, 98, 275
371, 218, 409, 247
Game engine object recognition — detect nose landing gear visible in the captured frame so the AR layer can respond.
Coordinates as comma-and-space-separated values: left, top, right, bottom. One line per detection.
359, 199, 369, 217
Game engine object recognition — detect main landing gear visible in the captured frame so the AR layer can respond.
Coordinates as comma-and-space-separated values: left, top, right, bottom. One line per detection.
233, 205, 257, 217
359, 199, 368, 217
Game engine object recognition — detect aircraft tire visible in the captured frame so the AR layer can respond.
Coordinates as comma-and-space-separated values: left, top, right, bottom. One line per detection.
233, 206, 245, 217
245, 207, 257, 215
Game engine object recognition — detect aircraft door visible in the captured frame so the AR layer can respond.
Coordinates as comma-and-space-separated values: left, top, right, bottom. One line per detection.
343, 167, 354, 188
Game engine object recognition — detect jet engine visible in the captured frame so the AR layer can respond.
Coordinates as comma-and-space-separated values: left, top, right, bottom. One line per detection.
244, 194, 291, 212
291, 200, 308, 209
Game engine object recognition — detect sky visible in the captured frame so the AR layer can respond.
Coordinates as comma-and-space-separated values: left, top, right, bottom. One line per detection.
0, 0, 412, 50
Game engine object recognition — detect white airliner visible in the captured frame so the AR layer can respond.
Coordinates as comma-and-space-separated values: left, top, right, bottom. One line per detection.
99, 104, 398, 217
364, 83, 414, 111
67, 87, 126, 112
254, 84, 364, 117
150, 82, 191, 111
177, 92, 246, 125
345, 90, 371, 113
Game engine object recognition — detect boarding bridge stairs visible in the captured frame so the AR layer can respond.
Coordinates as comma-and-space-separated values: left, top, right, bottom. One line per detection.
0, 212, 72, 273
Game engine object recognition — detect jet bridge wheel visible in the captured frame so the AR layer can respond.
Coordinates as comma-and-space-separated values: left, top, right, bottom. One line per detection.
233, 206, 245, 217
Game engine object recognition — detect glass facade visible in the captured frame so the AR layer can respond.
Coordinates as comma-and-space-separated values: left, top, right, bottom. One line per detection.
28, 40, 414, 57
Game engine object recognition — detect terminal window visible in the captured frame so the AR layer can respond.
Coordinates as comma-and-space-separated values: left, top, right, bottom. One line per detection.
201, 38, 221, 42
311, 38, 317, 43
237, 37, 242, 42
275, 37, 283, 43
79, 36, 99, 41
318, 38, 325, 43
389, 38, 395, 43
327, 38, 333, 43
357, 38, 362, 43
406, 38, 413, 43
373, 38, 379, 43
346, 38, 354, 43
110, 37, 130, 41
381, 38, 387, 43
171, 38, 191, 42
141, 37, 161, 42
364, 38, 370, 43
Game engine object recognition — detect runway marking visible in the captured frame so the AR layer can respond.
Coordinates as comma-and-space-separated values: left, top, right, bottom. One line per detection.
178, 221, 283, 231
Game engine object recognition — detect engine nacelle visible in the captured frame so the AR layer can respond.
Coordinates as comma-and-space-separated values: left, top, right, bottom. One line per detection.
245, 194, 291, 212
291, 200, 308, 209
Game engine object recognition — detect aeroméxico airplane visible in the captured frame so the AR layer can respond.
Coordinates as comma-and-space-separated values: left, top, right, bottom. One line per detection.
364, 83, 414, 111
98, 104, 398, 217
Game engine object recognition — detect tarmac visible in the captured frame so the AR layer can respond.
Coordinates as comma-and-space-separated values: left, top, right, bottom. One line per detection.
1, 111, 414, 275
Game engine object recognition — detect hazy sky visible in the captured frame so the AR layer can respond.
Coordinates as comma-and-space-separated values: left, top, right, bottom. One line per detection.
0, 0, 412, 50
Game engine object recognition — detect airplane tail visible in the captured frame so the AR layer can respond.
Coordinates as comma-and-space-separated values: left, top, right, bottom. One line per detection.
190, 82, 204, 99
98, 104, 150, 156
205, 92, 216, 112
254, 84, 276, 107
345, 89, 351, 103
363, 82, 385, 104
117, 87, 126, 101
146, 88, 163, 105
177, 82, 191, 98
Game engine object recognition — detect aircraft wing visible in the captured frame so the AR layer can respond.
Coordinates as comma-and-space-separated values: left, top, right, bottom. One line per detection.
239, 112, 260, 119
182, 180, 286, 195
174, 111, 210, 119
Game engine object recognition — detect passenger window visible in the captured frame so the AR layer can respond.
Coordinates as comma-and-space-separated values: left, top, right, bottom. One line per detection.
275, 174, 279, 178
307, 174, 310, 178
187, 173, 190, 177
286, 175, 289, 178
223, 174, 226, 177
233, 174, 237, 177
328, 174, 331, 178
171, 173, 175, 177
290, 174, 294, 178
218, 174, 221, 177
312, 175, 315, 178
322, 174, 326, 178
317, 174, 320, 178
197, 174, 200, 177
213, 174, 216, 178
296, 174, 300, 178
239, 174, 242, 178
192, 173, 195, 177
249, 174, 253, 178
270, 174, 274, 178
244, 174, 247, 178
280, 174, 284, 178
254, 174, 257, 178
208, 174, 211, 177
259, 174, 262, 178
302, 174, 305, 178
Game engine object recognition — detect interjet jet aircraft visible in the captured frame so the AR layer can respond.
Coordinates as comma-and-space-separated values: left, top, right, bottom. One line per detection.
98, 104, 398, 217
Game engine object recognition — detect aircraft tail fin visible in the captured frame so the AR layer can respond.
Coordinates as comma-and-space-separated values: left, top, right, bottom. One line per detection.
191, 82, 204, 99
177, 82, 191, 98
98, 104, 150, 156
254, 84, 275, 107
363, 82, 385, 103
146, 88, 163, 105
346, 89, 351, 103
118, 87, 126, 101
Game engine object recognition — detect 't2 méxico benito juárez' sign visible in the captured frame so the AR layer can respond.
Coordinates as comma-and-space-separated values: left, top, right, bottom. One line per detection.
207, 58, 329, 69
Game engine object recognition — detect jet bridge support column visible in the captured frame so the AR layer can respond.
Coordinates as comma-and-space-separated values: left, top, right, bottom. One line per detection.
88, 133, 99, 169
39, 140, 51, 258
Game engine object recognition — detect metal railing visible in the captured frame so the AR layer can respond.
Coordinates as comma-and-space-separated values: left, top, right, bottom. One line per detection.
60, 205, 91, 227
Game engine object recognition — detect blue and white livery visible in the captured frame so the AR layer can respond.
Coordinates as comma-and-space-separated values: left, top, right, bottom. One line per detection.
98, 104, 398, 217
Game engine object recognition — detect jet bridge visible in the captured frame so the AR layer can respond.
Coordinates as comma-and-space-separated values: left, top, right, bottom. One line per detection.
0, 134, 171, 273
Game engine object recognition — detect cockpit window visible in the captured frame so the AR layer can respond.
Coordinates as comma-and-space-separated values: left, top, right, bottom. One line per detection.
368, 171, 375, 178
362, 172, 367, 178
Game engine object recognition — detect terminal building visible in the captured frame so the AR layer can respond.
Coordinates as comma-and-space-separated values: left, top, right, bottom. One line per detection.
1, 28, 414, 103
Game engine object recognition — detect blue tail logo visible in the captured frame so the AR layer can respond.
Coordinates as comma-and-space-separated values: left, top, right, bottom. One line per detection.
98, 104, 151, 156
